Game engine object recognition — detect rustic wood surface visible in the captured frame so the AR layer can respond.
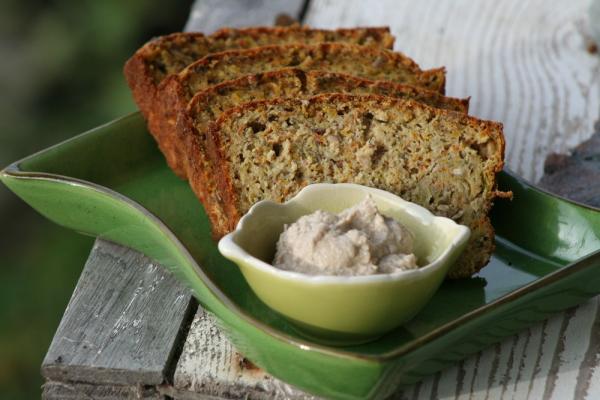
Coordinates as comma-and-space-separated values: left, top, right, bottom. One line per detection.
41, 240, 196, 387
42, 381, 162, 400
42, 0, 600, 399
184, 0, 306, 33
168, 309, 314, 399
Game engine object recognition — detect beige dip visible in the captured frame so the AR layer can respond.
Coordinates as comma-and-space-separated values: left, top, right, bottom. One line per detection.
273, 196, 418, 276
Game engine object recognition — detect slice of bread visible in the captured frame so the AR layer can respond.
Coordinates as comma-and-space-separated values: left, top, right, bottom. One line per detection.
178, 69, 469, 237
206, 94, 507, 278
158, 43, 446, 175
124, 26, 394, 129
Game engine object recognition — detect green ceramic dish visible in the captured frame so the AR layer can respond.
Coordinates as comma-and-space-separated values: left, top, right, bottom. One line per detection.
2, 113, 600, 400
219, 183, 470, 344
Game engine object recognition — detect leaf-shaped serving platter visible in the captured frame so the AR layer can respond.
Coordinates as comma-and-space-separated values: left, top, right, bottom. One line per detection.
2, 113, 600, 399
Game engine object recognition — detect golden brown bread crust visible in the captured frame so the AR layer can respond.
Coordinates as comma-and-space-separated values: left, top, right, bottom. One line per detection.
168, 43, 444, 102
179, 69, 468, 238
126, 27, 394, 92
123, 26, 395, 164
209, 26, 395, 50
157, 43, 446, 176
124, 32, 208, 123
206, 93, 506, 278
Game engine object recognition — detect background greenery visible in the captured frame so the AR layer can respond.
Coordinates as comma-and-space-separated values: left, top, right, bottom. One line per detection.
0, 1, 191, 398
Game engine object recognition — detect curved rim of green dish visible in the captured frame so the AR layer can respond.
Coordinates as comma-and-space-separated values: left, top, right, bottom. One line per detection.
2, 119, 600, 364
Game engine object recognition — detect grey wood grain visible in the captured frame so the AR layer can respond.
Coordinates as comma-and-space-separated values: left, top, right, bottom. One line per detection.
42, 239, 196, 386
42, 381, 163, 400
184, 0, 307, 33
172, 308, 316, 400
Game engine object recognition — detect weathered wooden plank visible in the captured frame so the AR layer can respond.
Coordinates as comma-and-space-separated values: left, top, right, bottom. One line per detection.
171, 308, 316, 399
42, 381, 163, 400
42, 239, 196, 386
581, 299, 600, 398
184, 0, 307, 33
550, 301, 598, 399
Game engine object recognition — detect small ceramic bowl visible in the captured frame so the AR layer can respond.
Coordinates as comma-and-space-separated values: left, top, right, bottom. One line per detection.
218, 184, 470, 345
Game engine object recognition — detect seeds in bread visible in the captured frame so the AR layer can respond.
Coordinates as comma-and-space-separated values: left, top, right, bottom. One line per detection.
158, 43, 445, 175
124, 26, 394, 138
206, 94, 507, 278
178, 69, 469, 237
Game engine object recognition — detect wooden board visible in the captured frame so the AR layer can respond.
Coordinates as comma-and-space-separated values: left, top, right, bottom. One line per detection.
42, 381, 162, 400
41, 240, 196, 386
184, 0, 306, 33
394, 298, 600, 400
169, 308, 315, 399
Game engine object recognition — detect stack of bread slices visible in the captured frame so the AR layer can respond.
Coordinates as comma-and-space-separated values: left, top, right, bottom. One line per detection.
124, 26, 508, 278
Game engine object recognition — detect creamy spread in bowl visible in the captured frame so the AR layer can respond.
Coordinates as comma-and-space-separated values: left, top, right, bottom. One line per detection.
273, 196, 418, 276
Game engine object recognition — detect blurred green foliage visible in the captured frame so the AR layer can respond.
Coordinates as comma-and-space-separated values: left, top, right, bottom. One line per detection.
0, 1, 190, 398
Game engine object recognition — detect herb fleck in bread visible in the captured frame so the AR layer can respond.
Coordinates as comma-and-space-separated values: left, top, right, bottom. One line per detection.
157, 43, 445, 175
206, 94, 507, 278
124, 26, 394, 146
178, 69, 468, 237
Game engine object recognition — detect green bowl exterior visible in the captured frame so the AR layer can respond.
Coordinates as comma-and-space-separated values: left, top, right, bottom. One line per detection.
224, 188, 469, 337
2, 112, 600, 399
235, 258, 449, 336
